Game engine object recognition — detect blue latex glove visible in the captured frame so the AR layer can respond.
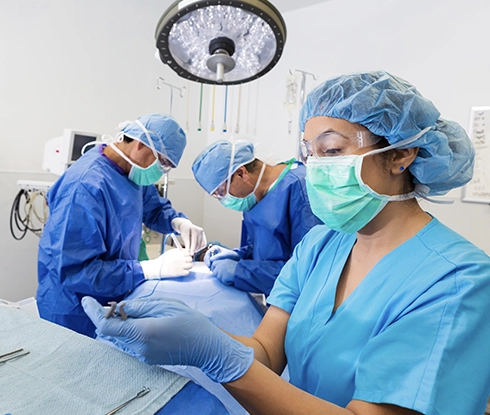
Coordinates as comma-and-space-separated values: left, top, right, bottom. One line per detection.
211, 258, 238, 286
81, 296, 254, 383
204, 245, 240, 268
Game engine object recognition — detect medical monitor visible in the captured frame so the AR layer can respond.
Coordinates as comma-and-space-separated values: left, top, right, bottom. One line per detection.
42, 128, 101, 176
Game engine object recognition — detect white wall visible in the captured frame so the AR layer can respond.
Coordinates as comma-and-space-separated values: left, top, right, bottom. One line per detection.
0, 0, 213, 300
1, 0, 489, 301
253, 0, 490, 251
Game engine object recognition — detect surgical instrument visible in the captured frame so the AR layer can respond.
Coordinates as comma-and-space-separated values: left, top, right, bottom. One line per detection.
0, 348, 30, 364
170, 233, 183, 251
105, 386, 151, 415
105, 301, 127, 321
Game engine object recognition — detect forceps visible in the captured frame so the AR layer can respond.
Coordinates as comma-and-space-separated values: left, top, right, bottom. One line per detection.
0, 348, 30, 363
105, 387, 151, 415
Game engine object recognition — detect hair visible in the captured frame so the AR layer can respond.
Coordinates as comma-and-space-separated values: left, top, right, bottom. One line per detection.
122, 135, 134, 144
242, 158, 261, 173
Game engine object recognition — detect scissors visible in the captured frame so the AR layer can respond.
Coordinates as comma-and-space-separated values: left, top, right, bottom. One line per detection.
104, 301, 127, 321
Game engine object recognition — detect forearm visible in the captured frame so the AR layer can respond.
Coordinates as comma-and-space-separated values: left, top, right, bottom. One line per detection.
227, 334, 274, 370
224, 360, 420, 415
226, 305, 289, 374
224, 360, 352, 415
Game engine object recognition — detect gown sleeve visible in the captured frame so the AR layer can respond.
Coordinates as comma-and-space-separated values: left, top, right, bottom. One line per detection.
141, 184, 186, 234
233, 167, 322, 295
53, 183, 144, 298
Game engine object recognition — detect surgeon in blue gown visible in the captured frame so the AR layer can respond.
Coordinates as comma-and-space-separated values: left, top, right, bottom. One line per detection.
191, 139, 321, 295
82, 72, 490, 415
37, 114, 206, 337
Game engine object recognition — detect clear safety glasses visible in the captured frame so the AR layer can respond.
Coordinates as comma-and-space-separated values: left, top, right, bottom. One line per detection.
211, 179, 229, 199
301, 130, 384, 160
157, 155, 174, 172
210, 142, 239, 199
133, 119, 175, 172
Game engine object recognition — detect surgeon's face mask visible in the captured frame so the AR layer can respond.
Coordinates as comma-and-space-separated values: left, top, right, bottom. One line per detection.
219, 163, 265, 212
211, 143, 265, 212
305, 127, 431, 234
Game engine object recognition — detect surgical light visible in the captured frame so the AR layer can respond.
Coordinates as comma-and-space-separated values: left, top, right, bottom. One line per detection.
155, 0, 287, 85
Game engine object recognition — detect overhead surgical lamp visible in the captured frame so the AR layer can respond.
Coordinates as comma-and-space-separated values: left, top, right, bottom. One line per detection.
155, 0, 287, 85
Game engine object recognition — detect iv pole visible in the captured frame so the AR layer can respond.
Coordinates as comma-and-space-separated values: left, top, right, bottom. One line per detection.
156, 77, 186, 199
289, 69, 317, 161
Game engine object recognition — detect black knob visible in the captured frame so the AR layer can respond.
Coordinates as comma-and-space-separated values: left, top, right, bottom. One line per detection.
209, 37, 235, 56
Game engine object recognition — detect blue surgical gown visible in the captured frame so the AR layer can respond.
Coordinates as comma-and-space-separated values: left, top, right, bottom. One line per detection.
268, 218, 490, 414
234, 162, 322, 295
37, 146, 185, 337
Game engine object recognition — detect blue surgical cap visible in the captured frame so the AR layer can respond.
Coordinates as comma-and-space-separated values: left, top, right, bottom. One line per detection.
192, 140, 255, 194
121, 113, 186, 167
300, 71, 475, 196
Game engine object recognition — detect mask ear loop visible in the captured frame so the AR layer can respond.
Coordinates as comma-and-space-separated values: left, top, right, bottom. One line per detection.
355, 126, 433, 202
360, 126, 433, 157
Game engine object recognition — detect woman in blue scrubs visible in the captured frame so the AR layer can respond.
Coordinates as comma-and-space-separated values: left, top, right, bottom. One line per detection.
82, 71, 490, 415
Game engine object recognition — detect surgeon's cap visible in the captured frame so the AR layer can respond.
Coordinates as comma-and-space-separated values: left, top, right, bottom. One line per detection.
120, 113, 186, 167
192, 140, 255, 194
300, 71, 475, 196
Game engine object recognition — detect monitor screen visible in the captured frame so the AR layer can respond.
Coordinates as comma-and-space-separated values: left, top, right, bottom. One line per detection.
71, 133, 97, 162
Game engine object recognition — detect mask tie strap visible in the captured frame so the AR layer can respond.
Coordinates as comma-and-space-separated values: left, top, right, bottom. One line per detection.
415, 184, 454, 204
80, 133, 119, 156
252, 161, 266, 194
224, 143, 237, 196
109, 142, 134, 167
134, 120, 159, 159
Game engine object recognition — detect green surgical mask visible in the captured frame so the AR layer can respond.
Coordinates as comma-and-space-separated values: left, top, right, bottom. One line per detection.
110, 143, 166, 186
219, 161, 266, 212
304, 129, 433, 233
128, 158, 165, 186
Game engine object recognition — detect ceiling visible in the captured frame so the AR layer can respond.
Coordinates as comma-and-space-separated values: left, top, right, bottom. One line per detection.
153, 0, 329, 15
275, 0, 328, 13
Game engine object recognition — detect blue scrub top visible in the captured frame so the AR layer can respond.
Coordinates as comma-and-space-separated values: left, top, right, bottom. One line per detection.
268, 218, 490, 414
234, 162, 322, 295
37, 146, 185, 337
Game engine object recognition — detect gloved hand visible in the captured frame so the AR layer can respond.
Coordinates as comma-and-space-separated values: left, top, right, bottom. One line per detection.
81, 296, 254, 383
203, 245, 240, 268
171, 218, 207, 256
140, 248, 192, 279
210, 258, 238, 286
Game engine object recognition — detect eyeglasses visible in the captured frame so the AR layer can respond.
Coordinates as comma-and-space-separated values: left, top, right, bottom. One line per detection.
301, 130, 383, 160
211, 180, 229, 199
156, 154, 174, 171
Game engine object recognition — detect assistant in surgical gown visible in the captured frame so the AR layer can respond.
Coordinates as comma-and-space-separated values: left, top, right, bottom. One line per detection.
233, 162, 322, 295
268, 217, 490, 414
37, 146, 185, 337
